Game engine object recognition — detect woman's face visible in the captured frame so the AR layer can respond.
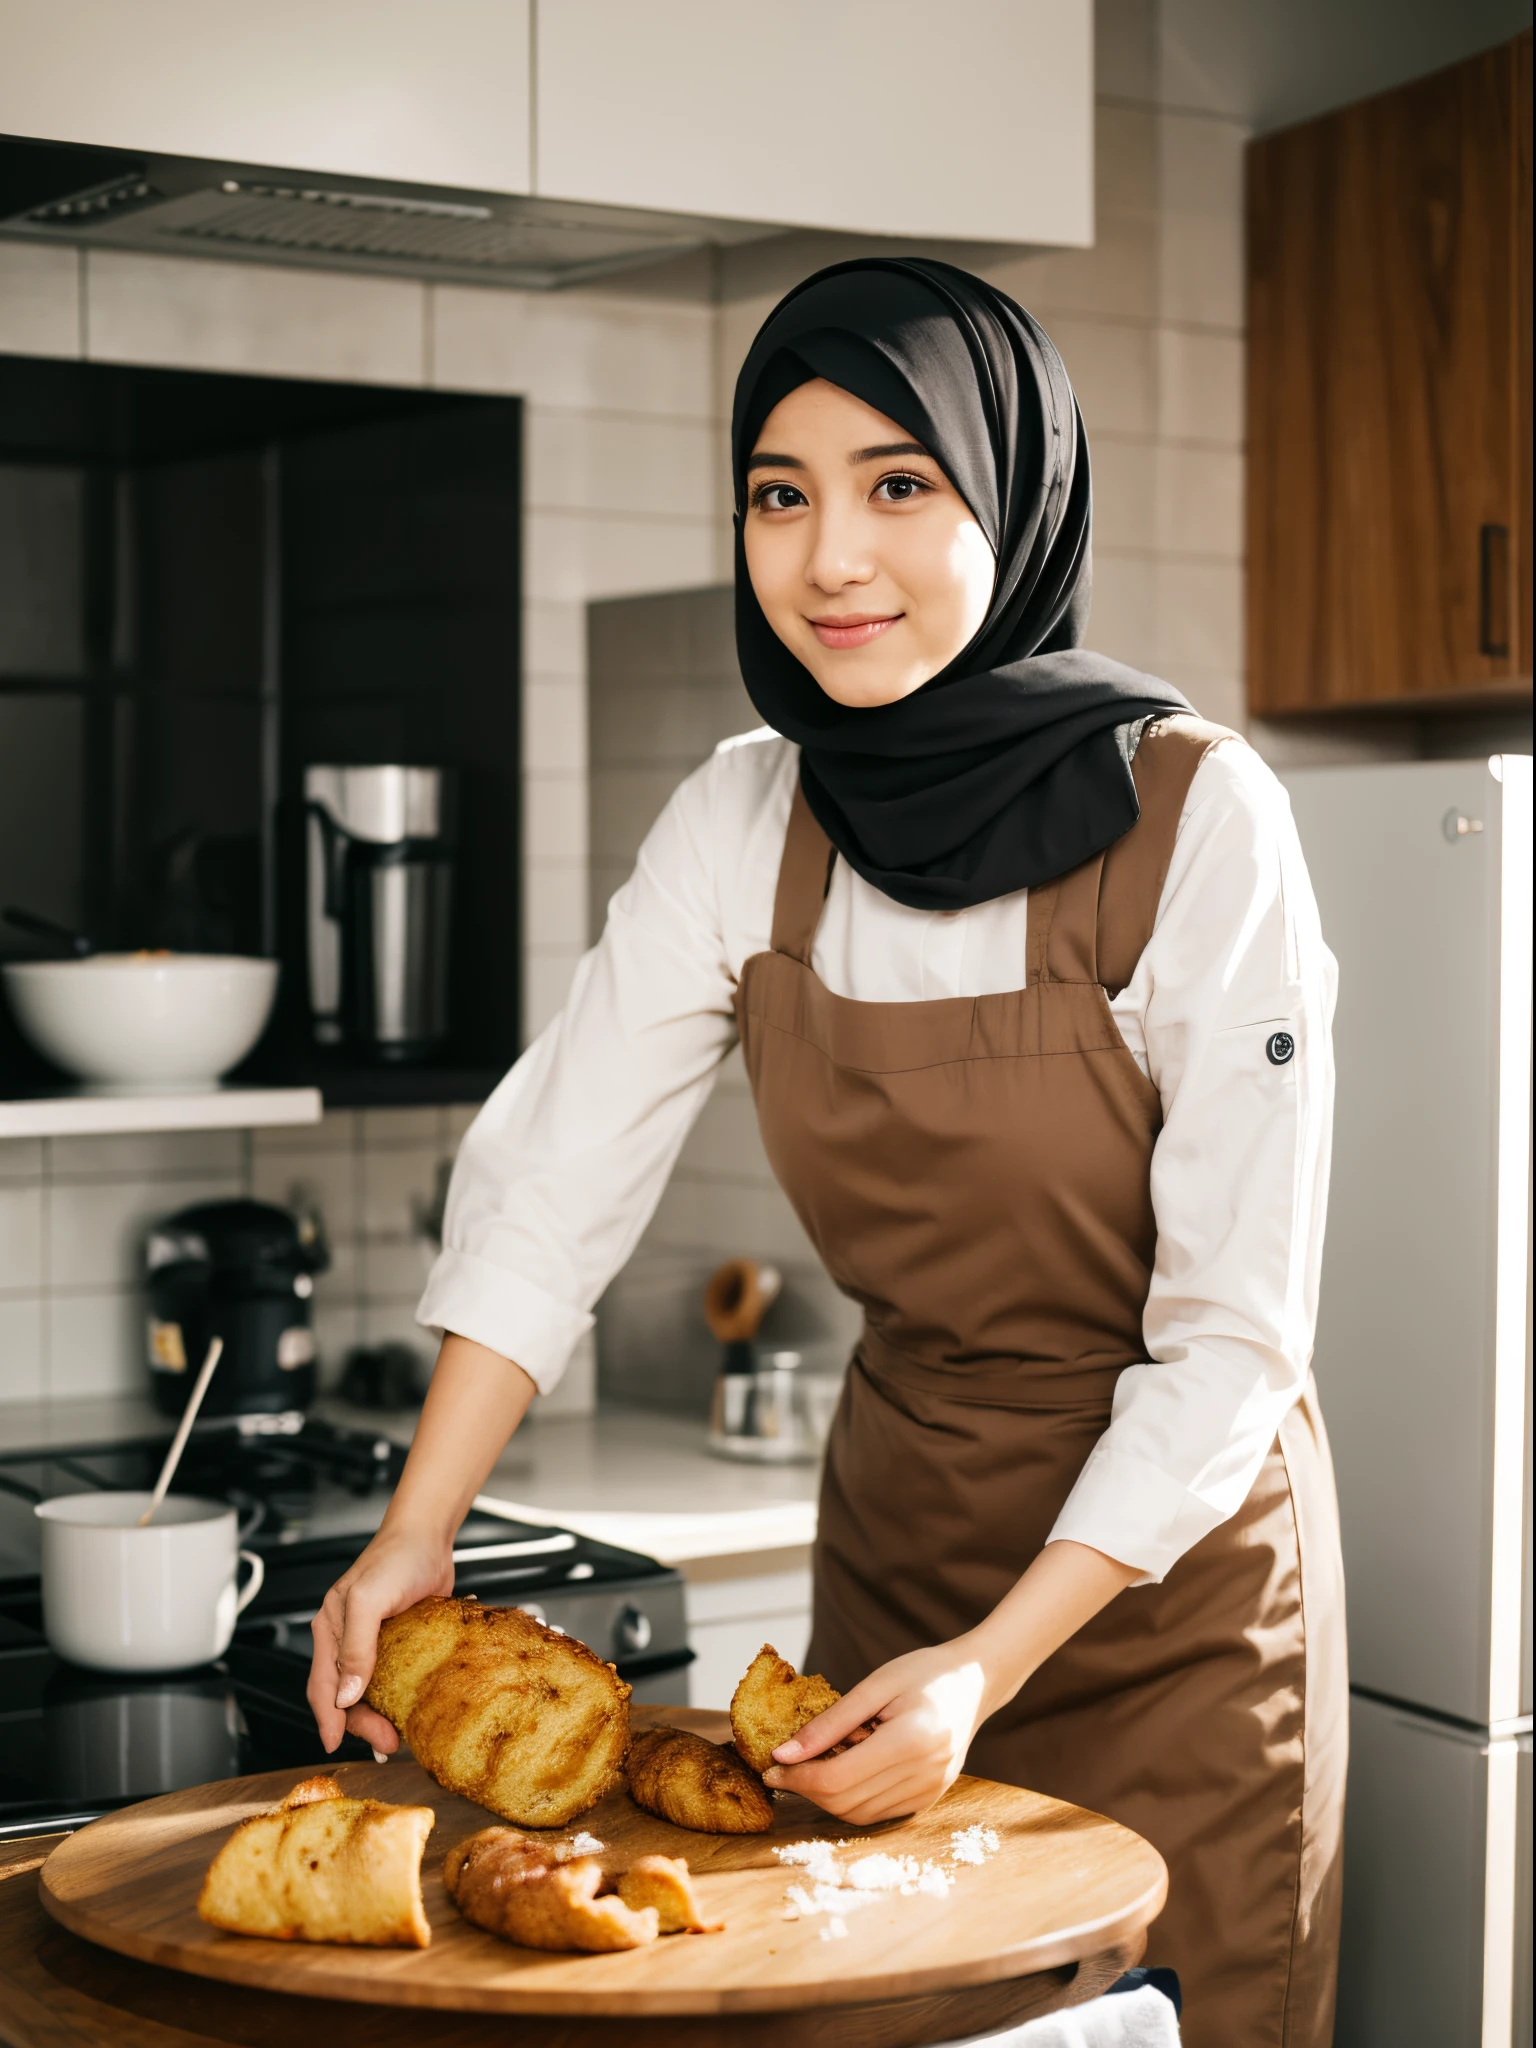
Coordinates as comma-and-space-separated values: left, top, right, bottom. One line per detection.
743, 378, 995, 708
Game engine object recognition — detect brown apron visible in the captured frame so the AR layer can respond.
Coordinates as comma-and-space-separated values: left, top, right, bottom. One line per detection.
734, 720, 1347, 2048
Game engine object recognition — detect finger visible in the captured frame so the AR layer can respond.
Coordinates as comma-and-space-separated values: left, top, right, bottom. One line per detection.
841, 1764, 956, 1827
306, 1593, 348, 1752
767, 1725, 901, 1801
806, 1761, 920, 1825
334, 1584, 387, 1711
842, 1788, 923, 1826
773, 1676, 889, 1763
344, 1703, 400, 1755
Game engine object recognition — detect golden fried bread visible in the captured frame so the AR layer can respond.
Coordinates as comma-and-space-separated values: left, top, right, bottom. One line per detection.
729, 1643, 845, 1774
279, 1774, 346, 1808
616, 1854, 722, 1932
197, 1774, 433, 1946
445, 1827, 657, 1952
366, 1596, 630, 1828
626, 1725, 773, 1834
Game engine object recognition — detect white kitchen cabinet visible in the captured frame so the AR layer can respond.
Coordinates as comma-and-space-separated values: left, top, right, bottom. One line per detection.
2, 0, 1091, 250
536, 0, 1097, 243
534, 0, 1093, 244
0, 0, 531, 194
685, 1563, 812, 1710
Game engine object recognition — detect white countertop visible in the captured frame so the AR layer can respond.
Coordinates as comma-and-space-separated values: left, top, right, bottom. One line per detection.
471, 1406, 820, 1565
0, 1395, 819, 1569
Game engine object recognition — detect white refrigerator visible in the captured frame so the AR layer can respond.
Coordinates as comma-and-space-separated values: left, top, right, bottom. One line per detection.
1282, 756, 1532, 2048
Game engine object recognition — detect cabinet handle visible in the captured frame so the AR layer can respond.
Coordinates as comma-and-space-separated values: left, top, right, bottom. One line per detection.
1479, 524, 1510, 659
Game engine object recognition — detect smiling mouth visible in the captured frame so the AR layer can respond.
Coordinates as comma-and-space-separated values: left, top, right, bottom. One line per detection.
808, 614, 903, 650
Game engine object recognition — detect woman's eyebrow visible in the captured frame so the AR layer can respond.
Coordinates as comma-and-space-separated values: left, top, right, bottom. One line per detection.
746, 450, 805, 470
849, 441, 929, 463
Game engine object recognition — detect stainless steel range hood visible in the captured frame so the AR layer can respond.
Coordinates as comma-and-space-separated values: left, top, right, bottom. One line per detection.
0, 136, 779, 290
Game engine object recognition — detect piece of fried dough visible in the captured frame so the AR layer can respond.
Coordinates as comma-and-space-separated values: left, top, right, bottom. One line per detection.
445, 1826, 657, 1952
617, 1854, 722, 1933
197, 1774, 433, 1947
366, 1596, 630, 1828
626, 1725, 773, 1834
729, 1643, 847, 1774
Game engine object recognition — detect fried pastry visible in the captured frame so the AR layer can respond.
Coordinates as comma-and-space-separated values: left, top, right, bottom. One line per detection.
444, 1826, 657, 1952
730, 1643, 846, 1774
626, 1725, 774, 1834
616, 1853, 722, 1932
366, 1595, 630, 1828
197, 1774, 433, 1947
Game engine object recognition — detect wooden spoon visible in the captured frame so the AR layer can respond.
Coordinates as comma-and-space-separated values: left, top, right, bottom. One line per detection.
703, 1259, 782, 1344
138, 1337, 224, 1526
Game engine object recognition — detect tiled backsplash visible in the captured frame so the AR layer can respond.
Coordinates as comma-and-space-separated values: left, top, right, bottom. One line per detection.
0, 1109, 536, 1408
587, 586, 862, 1413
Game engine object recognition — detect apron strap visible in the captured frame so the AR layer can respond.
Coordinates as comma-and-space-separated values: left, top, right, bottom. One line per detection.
1029, 716, 1236, 991
770, 779, 837, 965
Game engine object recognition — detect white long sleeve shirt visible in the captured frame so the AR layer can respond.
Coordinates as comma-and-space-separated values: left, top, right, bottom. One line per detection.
418, 727, 1337, 1584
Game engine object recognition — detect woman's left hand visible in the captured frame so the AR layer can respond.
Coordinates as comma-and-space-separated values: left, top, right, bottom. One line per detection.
760, 1542, 1142, 1824
761, 1636, 1000, 1825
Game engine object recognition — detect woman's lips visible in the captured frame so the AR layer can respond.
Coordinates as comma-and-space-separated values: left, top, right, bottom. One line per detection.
808, 613, 903, 650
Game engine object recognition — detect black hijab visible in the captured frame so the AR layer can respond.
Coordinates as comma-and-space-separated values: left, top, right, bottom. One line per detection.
731, 257, 1193, 910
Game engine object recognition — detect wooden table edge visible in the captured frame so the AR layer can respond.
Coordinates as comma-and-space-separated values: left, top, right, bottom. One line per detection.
37, 1859, 1167, 2018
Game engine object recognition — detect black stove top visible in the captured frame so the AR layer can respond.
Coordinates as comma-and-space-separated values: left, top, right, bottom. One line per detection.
0, 1414, 691, 1836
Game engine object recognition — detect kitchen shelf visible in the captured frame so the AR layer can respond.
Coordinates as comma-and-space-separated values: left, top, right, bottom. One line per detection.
238, 1059, 501, 1110
0, 1085, 322, 1141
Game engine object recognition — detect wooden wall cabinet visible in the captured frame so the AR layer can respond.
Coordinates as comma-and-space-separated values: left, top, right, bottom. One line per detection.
1247, 33, 1532, 717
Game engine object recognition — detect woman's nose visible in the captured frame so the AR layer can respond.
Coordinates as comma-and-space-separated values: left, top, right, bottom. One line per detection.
803, 507, 875, 593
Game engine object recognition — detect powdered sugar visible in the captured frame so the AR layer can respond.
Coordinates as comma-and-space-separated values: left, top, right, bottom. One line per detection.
774, 1824, 994, 1926
776, 1839, 847, 1886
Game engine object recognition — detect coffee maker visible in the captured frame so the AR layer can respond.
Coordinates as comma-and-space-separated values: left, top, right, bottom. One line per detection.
145, 1198, 330, 1416
304, 766, 456, 1061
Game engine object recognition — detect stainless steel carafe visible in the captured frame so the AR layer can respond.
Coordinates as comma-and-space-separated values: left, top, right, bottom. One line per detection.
304, 765, 455, 1060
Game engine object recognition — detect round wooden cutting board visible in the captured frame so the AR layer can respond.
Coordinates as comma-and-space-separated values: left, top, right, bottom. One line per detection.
38, 1707, 1166, 2025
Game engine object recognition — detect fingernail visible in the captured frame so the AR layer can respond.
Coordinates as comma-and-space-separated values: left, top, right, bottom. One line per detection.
763, 1767, 783, 1788
773, 1741, 802, 1762
335, 1674, 363, 1709
371, 1746, 389, 1764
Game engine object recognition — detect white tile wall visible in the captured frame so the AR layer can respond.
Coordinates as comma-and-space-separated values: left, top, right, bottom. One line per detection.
433, 285, 715, 418
0, 242, 80, 358
86, 251, 429, 385
0, 1129, 244, 1402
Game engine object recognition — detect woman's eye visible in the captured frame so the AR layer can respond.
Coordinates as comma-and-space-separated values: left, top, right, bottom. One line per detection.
752, 483, 808, 512
873, 473, 930, 504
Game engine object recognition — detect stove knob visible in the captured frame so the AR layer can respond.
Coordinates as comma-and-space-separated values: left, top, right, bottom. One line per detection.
615, 1605, 652, 1654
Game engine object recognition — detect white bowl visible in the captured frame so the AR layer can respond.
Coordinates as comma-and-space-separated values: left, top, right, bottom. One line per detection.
2, 953, 279, 1091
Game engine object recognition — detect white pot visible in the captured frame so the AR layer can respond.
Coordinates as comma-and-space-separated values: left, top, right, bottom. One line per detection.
36, 1492, 265, 1673
2, 953, 278, 1091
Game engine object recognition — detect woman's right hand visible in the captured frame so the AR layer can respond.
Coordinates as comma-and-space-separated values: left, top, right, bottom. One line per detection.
306, 1523, 455, 1755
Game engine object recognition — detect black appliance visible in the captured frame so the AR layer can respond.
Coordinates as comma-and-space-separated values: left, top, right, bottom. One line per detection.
144, 1199, 330, 1418
0, 1414, 692, 1838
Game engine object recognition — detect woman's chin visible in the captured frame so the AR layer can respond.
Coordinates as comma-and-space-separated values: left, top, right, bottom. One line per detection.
802, 657, 935, 710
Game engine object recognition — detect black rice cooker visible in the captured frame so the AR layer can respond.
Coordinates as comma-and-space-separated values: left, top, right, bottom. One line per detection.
144, 1199, 330, 1417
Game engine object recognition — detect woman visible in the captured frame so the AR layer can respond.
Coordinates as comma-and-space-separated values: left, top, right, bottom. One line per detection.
307, 259, 1346, 2047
